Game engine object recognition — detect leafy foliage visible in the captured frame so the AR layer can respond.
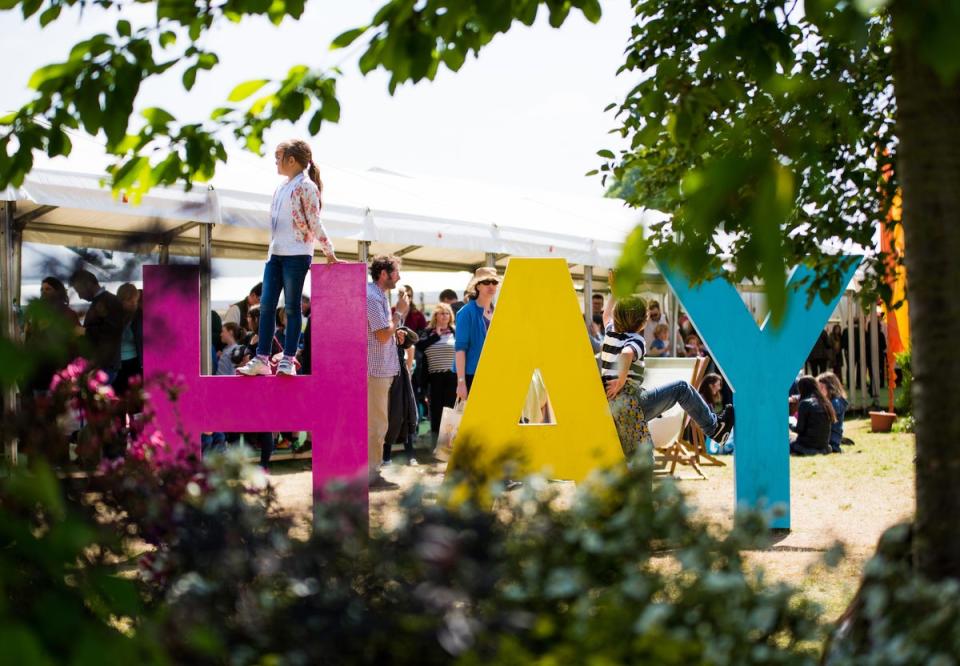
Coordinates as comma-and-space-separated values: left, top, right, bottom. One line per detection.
1, 310, 957, 664
0, 462, 164, 665
599, 1, 894, 322
331, 0, 603, 93
824, 523, 960, 664
0, 0, 337, 201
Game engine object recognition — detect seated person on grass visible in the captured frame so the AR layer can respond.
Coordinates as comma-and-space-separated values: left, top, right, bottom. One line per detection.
817, 371, 848, 453
788, 375, 836, 456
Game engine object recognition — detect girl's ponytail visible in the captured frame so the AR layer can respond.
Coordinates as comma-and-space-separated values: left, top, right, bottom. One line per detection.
307, 160, 323, 212
278, 139, 323, 211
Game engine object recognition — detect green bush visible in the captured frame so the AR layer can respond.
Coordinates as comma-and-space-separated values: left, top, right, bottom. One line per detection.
824, 523, 960, 664
136, 450, 826, 665
2, 334, 958, 665
0, 462, 164, 665
894, 349, 912, 416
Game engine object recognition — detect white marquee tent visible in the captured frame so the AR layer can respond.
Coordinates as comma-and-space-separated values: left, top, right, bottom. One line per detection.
1, 130, 663, 380
1, 130, 658, 271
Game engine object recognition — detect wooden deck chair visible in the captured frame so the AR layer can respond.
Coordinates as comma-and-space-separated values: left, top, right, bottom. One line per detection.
643, 357, 707, 478
685, 416, 727, 469
674, 357, 727, 471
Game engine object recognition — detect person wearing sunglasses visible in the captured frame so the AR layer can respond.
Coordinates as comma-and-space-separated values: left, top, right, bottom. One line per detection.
454, 267, 500, 400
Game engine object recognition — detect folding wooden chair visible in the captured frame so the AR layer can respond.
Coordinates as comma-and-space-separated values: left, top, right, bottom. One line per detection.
644, 357, 708, 478
675, 357, 727, 471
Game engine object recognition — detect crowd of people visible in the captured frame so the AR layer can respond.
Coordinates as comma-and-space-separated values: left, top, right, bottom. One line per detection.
17, 137, 855, 478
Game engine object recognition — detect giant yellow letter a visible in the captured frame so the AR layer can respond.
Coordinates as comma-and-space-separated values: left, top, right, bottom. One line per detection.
449, 258, 623, 479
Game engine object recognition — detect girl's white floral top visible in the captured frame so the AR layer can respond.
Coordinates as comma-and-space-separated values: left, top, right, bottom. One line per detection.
268, 171, 335, 259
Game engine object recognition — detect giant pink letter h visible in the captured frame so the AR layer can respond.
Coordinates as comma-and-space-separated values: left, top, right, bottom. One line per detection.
143, 263, 368, 500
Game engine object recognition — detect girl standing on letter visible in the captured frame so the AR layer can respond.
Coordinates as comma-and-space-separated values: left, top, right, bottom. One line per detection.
238, 139, 341, 377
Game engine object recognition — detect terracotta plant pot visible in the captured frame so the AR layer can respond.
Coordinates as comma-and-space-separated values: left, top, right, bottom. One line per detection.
869, 411, 897, 433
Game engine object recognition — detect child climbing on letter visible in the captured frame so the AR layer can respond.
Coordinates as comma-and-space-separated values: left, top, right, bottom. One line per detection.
601, 282, 734, 459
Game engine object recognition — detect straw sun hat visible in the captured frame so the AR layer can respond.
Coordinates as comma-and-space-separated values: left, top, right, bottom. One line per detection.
466, 266, 501, 294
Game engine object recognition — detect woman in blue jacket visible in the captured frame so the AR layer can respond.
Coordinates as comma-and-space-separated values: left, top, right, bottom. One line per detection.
454, 267, 500, 400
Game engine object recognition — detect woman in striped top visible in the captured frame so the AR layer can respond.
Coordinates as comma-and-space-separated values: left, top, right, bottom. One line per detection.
417, 303, 458, 437
601, 292, 734, 460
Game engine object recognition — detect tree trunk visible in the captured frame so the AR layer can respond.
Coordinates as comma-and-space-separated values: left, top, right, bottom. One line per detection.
892, 17, 960, 581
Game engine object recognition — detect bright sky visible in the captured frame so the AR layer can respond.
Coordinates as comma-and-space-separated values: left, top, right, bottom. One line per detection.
3, 0, 638, 299
0, 0, 636, 197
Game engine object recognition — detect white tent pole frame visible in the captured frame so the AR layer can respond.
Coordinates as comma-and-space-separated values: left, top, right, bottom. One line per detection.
358, 241, 370, 264
485, 252, 496, 268
583, 265, 593, 326
200, 223, 213, 376
845, 295, 855, 408
858, 306, 869, 410
1, 201, 18, 464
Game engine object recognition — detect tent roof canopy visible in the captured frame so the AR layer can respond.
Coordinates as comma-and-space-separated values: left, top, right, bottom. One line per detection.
4, 131, 662, 278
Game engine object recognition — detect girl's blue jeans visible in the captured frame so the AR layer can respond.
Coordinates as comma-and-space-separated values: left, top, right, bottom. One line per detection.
256, 254, 311, 357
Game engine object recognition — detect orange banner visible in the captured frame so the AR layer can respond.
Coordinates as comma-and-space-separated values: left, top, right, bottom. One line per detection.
880, 191, 909, 354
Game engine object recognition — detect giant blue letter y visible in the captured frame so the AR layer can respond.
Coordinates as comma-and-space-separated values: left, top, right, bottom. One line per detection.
658, 260, 858, 528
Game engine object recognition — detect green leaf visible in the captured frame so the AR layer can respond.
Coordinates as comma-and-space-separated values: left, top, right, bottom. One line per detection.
307, 110, 323, 135
47, 128, 72, 157
580, 0, 602, 23
39, 4, 61, 26
614, 226, 651, 297
116, 19, 131, 37
159, 30, 177, 48
183, 65, 198, 90
331, 26, 368, 50
597, 149, 615, 159
441, 46, 466, 71
197, 52, 219, 69
320, 97, 340, 123
28, 63, 72, 90
141, 107, 176, 127
228, 79, 269, 102
188, 18, 203, 41
76, 85, 102, 134
20, 0, 41, 18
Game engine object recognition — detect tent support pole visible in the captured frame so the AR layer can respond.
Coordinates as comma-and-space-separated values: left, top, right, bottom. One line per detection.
858, 306, 869, 410
200, 224, 213, 376
485, 253, 496, 268
1, 201, 18, 464
358, 241, 370, 264
12, 222, 22, 307
582, 266, 593, 326
159, 245, 170, 265
845, 296, 855, 409
671, 287, 680, 357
